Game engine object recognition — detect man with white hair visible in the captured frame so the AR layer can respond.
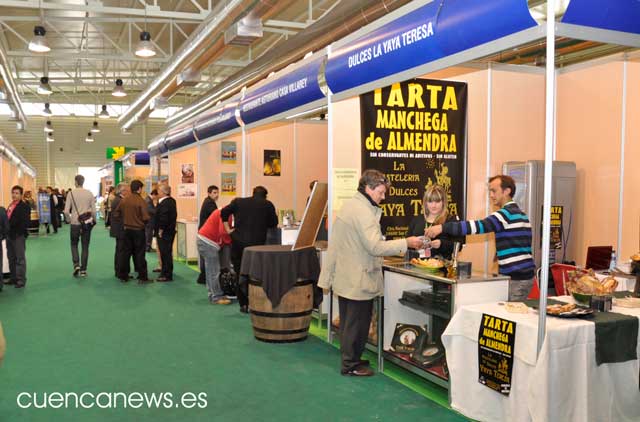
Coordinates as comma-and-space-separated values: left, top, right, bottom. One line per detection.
154, 184, 177, 281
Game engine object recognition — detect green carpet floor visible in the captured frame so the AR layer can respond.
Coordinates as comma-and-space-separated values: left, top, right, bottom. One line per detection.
0, 224, 468, 421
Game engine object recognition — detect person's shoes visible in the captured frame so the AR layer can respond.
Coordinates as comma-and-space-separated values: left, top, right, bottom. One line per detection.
156, 277, 173, 282
239, 305, 249, 314
119, 277, 129, 283
211, 297, 231, 305
137, 278, 153, 284
14, 283, 25, 289
196, 279, 206, 285
341, 366, 374, 377
152, 268, 162, 273
79, 271, 87, 277
359, 359, 370, 367
73, 266, 80, 277
5, 279, 16, 285
225, 295, 237, 300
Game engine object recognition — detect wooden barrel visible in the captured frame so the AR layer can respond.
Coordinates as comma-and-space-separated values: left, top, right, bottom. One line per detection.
249, 279, 313, 343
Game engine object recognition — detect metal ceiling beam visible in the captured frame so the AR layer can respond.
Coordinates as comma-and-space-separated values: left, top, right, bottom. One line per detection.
6, 50, 170, 63
0, 1, 210, 21
0, 16, 197, 24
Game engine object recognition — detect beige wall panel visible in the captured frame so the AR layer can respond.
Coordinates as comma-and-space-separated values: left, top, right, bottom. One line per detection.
557, 61, 623, 266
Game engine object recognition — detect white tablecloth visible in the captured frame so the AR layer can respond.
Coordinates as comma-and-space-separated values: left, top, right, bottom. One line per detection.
442, 298, 640, 422
594, 272, 636, 292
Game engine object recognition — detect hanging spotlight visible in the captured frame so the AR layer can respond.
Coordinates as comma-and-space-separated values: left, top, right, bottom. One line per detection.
37, 76, 53, 95
28, 25, 50, 53
91, 121, 101, 133
98, 104, 110, 119
112, 79, 126, 97
135, 31, 156, 58
85, 132, 94, 142
44, 120, 53, 133
46, 132, 55, 142
42, 102, 52, 116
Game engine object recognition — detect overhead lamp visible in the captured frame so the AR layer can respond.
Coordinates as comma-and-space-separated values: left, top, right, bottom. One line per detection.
28, 25, 50, 53
44, 120, 53, 133
42, 102, 52, 116
91, 121, 101, 133
98, 104, 110, 119
46, 132, 55, 142
37, 76, 53, 95
135, 31, 156, 58
112, 79, 126, 97
85, 132, 94, 142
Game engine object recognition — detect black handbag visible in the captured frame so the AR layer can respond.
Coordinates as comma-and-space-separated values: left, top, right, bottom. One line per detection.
70, 192, 95, 232
219, 268, 237, 297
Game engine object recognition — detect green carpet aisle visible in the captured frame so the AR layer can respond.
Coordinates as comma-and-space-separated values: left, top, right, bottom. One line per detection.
0, 224, 468, 421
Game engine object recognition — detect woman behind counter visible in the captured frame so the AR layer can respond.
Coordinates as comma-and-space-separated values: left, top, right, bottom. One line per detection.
407, 185, 464, 259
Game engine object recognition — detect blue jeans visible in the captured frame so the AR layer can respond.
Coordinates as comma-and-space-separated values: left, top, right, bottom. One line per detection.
197, 239, 230, 300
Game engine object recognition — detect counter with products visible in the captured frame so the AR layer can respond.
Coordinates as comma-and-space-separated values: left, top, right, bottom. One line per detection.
326, 259, 510, 388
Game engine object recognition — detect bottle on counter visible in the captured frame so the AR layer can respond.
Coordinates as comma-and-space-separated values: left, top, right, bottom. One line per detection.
609, 250, 617, 272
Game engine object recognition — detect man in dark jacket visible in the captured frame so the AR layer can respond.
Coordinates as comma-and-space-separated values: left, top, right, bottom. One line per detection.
154, 184, 177, 282
112, 180, 150, 283
109, 183, 129, 278
6, 186, 30, 288
221, 186, 278, 312
197, 185, 219, 284
0, 206, 8, 292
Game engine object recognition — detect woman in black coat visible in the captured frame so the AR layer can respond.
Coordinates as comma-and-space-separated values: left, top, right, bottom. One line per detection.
407, 185, 464, 260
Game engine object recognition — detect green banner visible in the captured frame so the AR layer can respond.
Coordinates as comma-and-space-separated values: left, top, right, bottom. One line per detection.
106, 146, 133, 160
114, 161, 124, 186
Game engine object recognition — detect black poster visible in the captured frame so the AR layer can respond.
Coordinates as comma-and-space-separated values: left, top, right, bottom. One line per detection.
478, 313, 517, 396
360, 79, 467, 239
540, 205, 564, 249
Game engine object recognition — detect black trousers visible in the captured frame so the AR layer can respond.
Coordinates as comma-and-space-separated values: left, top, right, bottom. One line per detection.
231, 242, 248, 307
338, 296, 374, 372
120, 229, 147, 279
158, 233, 175, 279
114, 236, 126, 277
145, 223, 154, 250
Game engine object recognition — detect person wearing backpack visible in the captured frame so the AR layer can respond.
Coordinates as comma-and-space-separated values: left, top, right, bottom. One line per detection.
63, 175, 96, 278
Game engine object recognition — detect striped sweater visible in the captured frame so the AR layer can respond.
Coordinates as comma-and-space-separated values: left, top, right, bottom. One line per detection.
442, 201, 535, 280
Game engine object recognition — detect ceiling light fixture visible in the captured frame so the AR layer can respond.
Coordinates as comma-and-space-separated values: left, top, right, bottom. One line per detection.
37, 76, 52, 95
112, 79, 126, 97
135, 31, 156, 58
46, 132, 54, 142
85, 132, 94, 142
42, 102, 52, 116
28, 25, 50, 53
99, 104, 110, 119
91, 121, 101, 133
44, 120, 53, 132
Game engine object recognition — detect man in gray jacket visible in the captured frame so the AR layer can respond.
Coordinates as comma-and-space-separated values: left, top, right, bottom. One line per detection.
318, 169, 423, 377
64, 175, 96, 277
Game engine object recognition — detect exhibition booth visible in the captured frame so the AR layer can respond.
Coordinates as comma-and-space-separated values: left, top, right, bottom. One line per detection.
145, 1, 640, 420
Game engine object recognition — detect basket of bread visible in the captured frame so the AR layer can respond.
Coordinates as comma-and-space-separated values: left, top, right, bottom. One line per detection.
565, 269, 618, 305
410, 258, 445, 273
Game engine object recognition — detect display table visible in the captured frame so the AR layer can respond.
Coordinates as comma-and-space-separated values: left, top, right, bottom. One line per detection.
241, 245, 321, 343
442, 297, 640, 422
595, 271, 636, 292
176, 220, 198, 261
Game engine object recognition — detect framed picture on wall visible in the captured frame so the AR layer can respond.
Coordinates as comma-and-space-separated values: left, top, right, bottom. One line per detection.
221, 142, 237, 164
177, 183, 196, 198
181, 163, 195, 183
221, 173, 236, 196
263, 150, 281, 176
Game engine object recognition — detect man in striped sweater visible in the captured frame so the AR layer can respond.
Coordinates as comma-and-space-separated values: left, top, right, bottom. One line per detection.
426, 175, 535, 301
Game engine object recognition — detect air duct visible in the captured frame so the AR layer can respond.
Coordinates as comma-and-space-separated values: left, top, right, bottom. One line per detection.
166, 0, 412, 128
0, 42, 27, 130
118, 0, 262, 130
120, 0, 297, 130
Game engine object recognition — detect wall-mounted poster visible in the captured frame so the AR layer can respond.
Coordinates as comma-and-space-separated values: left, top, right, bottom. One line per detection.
263, 149, 281, 176
181, 163, 195, 183
360, 78, 468, 239
177, 183, 196, 198
221, 142, 237, 164
221, 173, 237, 196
